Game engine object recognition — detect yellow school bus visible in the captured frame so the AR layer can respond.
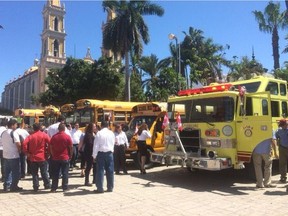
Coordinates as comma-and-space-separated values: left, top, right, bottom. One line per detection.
43, 105, 61, 126
151, 75, 285, 177
60, 103, 76, 124
14, 108, 45, 127
74, 99, 142, 128
125, 102, 167, 165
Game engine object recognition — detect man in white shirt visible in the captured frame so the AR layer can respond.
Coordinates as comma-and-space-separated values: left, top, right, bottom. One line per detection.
70, 122, 82, 169
92, 121, 115, 193
0, 120, 8, 182
15, 124, 30, 178
2, 119, 22, 192
47, 115, 69, 138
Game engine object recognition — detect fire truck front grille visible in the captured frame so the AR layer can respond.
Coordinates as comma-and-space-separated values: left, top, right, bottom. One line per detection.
179, 129, 201, 153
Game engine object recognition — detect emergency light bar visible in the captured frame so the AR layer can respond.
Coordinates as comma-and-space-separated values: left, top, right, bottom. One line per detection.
178, 83, 233, 96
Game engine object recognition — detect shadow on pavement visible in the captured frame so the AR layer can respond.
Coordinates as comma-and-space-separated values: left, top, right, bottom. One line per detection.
130, 166, 258, 195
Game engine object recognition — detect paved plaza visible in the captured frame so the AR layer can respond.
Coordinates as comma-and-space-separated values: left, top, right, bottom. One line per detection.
1, 162, 288, 216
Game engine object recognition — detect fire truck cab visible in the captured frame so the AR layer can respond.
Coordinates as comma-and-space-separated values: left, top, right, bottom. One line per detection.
151, 75, 285, 171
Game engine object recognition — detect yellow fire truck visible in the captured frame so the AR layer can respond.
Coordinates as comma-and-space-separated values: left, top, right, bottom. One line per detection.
151, 75, 285, 173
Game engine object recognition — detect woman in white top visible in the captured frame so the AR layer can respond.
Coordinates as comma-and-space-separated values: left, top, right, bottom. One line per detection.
114, 124, 129, 174
136, 123, 151, 174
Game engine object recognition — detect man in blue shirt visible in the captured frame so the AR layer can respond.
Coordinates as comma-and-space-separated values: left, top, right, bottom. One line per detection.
253, 137, 276, 188
275, 119, 288, 184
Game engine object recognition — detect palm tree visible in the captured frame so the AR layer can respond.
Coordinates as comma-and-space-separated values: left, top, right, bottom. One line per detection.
102, 0, 164, 101
138, 54, 169, 99
253, 1, 288, 70
227, 56, 266, 81
181, 27, 229, 85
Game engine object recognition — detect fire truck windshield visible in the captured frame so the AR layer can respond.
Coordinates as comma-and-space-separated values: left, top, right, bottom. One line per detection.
232, 81, 261, 93
168, 96, 234, 123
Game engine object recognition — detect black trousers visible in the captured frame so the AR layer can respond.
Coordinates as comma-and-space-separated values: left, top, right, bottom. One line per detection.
114, 145, 127, 173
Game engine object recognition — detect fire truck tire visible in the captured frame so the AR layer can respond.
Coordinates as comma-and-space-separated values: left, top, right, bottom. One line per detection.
244, 161, 256, 181
186, 167, 199, 172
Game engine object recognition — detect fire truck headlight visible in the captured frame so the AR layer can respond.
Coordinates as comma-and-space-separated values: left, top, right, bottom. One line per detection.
205, 140, 220, 147
207, 150, 217, 159
222, 125, 233, 136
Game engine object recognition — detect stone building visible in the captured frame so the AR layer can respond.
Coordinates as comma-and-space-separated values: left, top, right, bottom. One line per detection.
1, 0, 66, 111
1, 0, 116, 111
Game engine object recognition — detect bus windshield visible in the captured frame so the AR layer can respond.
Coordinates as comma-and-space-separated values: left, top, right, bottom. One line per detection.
168, 96, 235, 123
76, 108, 94, 127
125, 115, 157, 142
128, 115, 157, 131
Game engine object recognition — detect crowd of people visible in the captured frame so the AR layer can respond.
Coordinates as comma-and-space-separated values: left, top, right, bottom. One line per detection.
3, 115, 288, 194
0, 116, 152, 193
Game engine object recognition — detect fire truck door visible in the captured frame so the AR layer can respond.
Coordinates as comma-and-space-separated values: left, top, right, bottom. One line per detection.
235, 92, 272, 162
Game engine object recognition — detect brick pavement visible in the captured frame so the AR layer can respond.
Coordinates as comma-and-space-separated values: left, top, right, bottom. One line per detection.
1, 163, 288, 216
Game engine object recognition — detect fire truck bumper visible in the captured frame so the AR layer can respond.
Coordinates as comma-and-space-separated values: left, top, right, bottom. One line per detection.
151, 152, 232, 170
186, 157, 232, 171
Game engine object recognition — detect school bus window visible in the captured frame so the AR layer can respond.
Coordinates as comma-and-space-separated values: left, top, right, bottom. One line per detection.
282, 101, 288, 117
262, 99, 268, 115
271, 101, 279, 117
280, 83, 287, 96
265, 82, 278, 95
114, 112, 126, 122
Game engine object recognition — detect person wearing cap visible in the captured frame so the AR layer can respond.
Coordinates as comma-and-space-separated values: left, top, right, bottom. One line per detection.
275, 119, 288, 184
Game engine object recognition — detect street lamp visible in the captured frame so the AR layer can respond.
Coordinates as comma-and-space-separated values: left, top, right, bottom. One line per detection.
168, 33, 181, 92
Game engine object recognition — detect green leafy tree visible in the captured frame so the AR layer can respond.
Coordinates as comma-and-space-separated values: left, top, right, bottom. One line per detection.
181, 27, 229, 85
102, 0, 164, 101
37, 57, 122, 106
226, 56, 267, 81
129, 52, 146, 101
130, 71, 145, 102
274, 65, 288, 81
253, 1, 288, 70
138, 54, 169, 98
156, 67, 184, 101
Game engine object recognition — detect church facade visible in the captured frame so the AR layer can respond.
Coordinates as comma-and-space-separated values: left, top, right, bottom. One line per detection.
1, 0, 115, 112
1, 0, 66, 111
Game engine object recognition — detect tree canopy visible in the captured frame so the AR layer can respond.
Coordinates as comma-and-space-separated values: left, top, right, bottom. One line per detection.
36, 57, 123, 106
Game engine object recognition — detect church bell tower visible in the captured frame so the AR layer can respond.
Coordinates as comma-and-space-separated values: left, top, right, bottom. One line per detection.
39, 0, 66, 93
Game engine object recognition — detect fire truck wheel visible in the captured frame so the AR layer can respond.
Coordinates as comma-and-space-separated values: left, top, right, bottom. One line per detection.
244, 161, 256, 181
186, 167, 199, 172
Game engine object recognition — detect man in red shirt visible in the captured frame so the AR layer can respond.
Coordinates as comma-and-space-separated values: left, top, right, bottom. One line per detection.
23, 123, 51, 192
49, 123, 72, 192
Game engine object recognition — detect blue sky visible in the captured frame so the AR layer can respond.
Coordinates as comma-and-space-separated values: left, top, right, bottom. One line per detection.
0, 0, 287, 97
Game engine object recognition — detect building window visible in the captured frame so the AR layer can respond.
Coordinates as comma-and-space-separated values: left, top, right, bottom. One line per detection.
54, 17, 58, 31
32, 80, 35, 94
54, 40, 59, 57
